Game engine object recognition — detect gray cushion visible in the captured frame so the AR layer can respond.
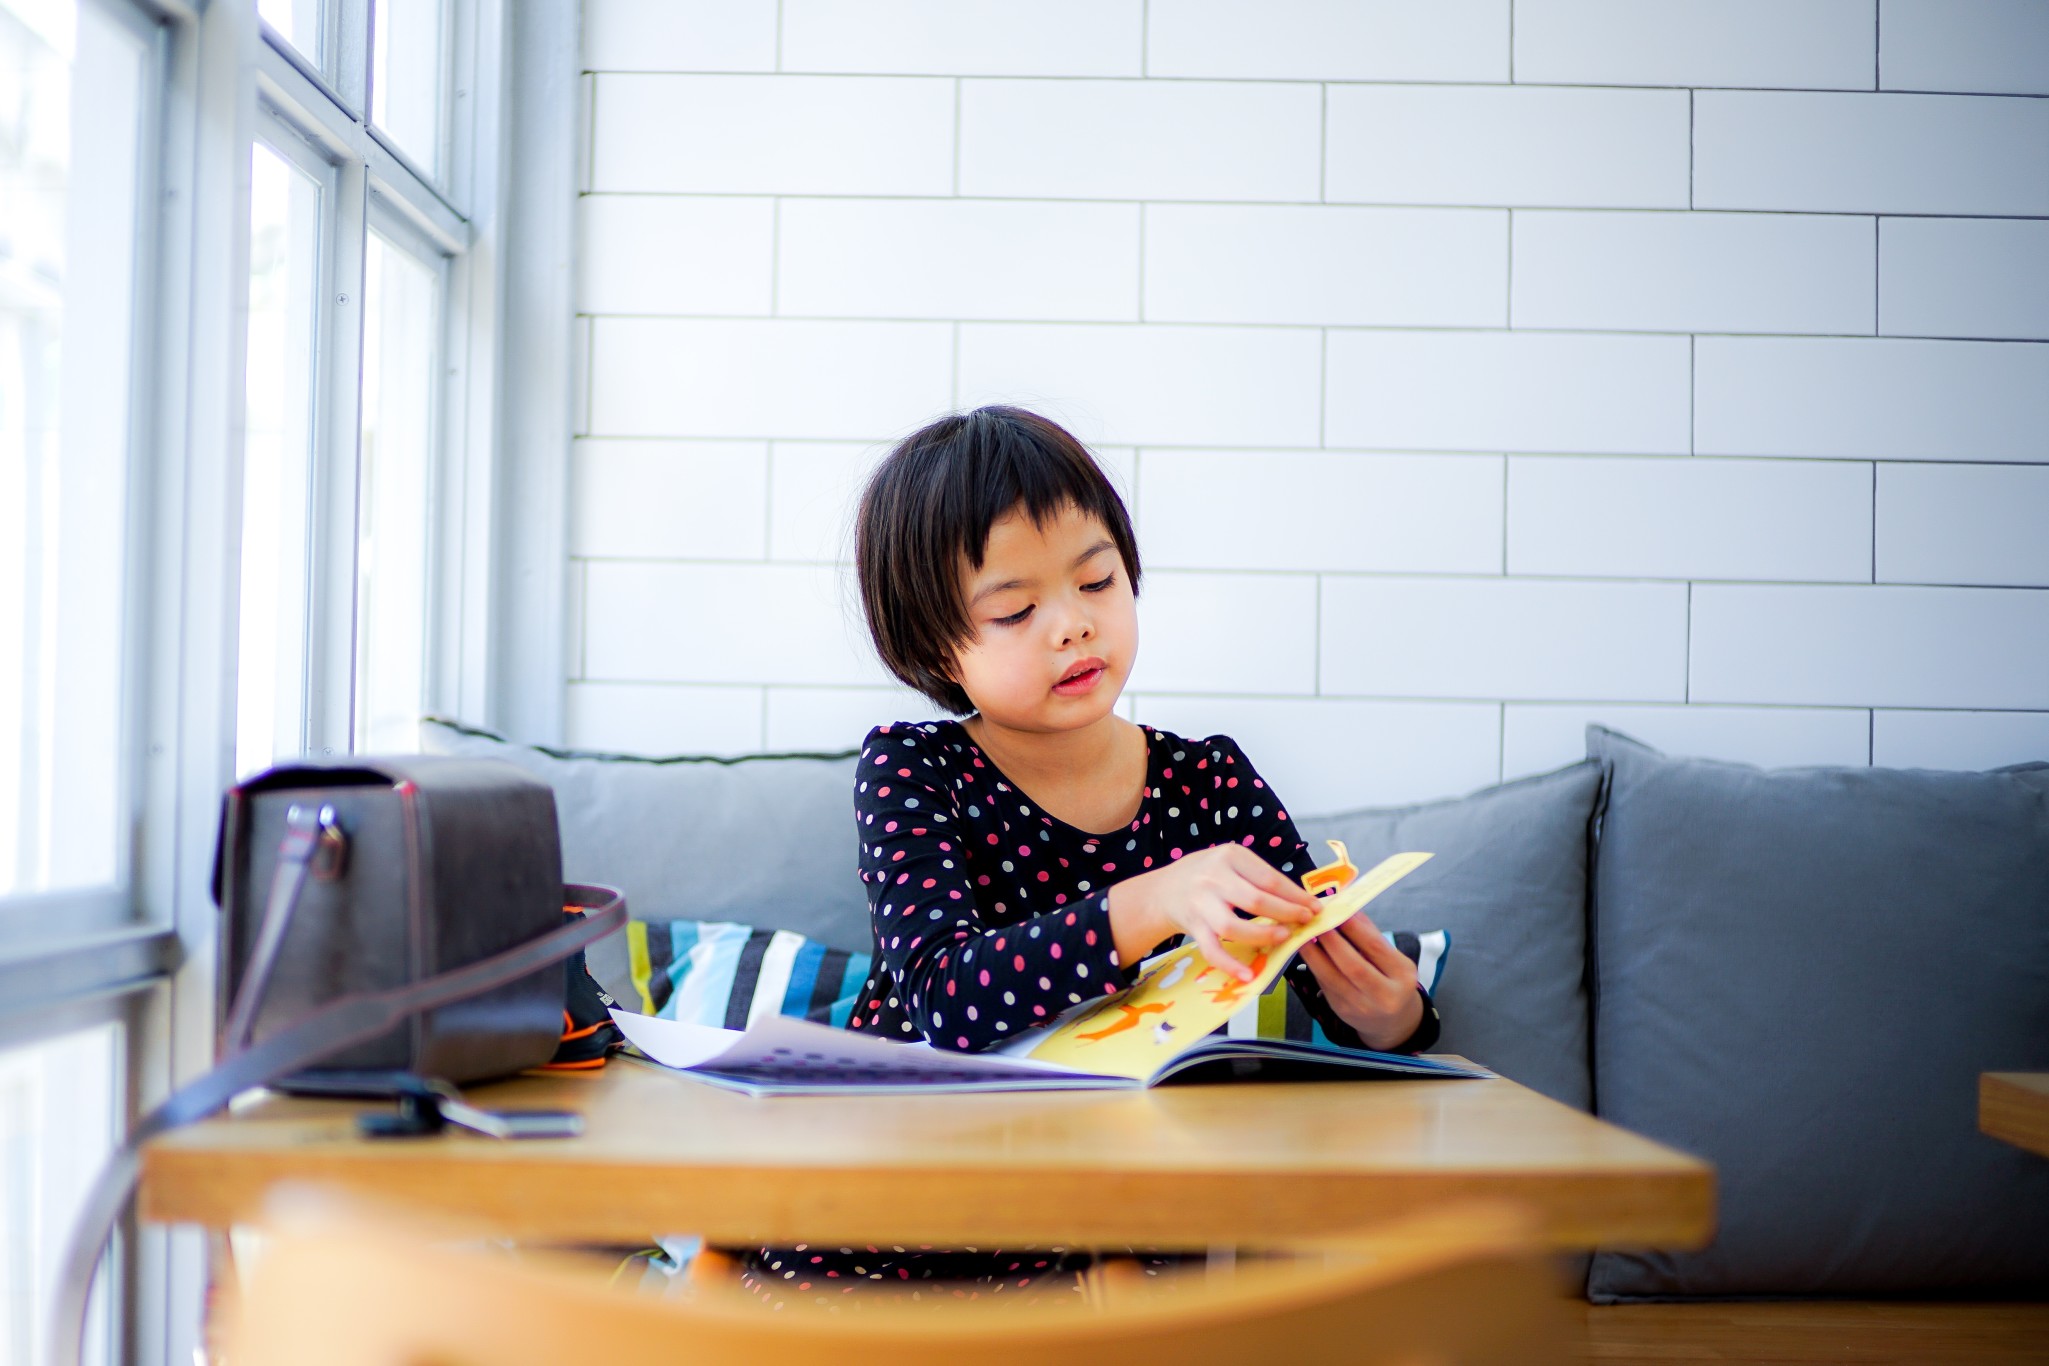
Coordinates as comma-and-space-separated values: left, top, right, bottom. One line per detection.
419, 719, 873, 957
1585, 726, 2049, 1300
1299, 761, 1602, 1113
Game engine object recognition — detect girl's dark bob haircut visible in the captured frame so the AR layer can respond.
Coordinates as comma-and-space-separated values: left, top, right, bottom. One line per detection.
856, 405, 1140, 716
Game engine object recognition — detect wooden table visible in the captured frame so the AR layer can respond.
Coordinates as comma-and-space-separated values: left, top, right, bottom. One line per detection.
1980, 1072, 2049, 1160
143, 1058, 1714, 1252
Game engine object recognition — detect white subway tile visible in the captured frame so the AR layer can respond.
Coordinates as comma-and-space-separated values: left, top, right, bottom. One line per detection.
1129, 696, 1504, 812
1126, 572, 1319, 695
1879, 218, 2049, 341
958, 79, 1321, 202
1320, 577, 1689, 702
1326, 85, 1690, 209
765, 685, 952, 750
778, 199, 1140, 321
566, 559, 587, 678
588, 319, 953, 440
1872, 710, 2049, 770
1514, 0, 1875, 90
1694, 91, 2049, 216
1146, 0, 1509, 82
582, 0, 778, 72
1512, 210, 1874, 335
1326, 331, 1691, 455
1690, 584, 2049, 709
565, 683, 766, 756
769, 442, 886, 563
1880, 0, 2049, 95
1141, 450, 1503, 574
578, 196, 774, 316
957, 324, 1322, 449
584, 561, 888, 685
1503, 703, 1872, 779
572, 316, 591, 436
1695, 337, 2049, 462
781, 0, 1143, 76
1507, 456, 1871, 582
1876, 463, 2049, 587
1145, 205, 1506, 328
571, 439, 770, 560
590, 75, 955, 195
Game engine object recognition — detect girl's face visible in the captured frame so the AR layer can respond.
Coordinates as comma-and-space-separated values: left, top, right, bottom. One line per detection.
950, 502, 1137, 736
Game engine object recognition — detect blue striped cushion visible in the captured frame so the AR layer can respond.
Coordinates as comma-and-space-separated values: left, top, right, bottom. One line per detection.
625, 920, 871, 1032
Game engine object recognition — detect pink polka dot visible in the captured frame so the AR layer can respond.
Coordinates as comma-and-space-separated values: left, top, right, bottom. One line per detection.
1269, 836, 1282, 847
1242, 835, 1255, 846
1065, 912, 1077, 925
878, 786, 891, 797
1085, 929, 1097, 945
873, 754, 888, 765
1103, 862, 1115, 872
892, 850, 905, 861
1170, 848, 1183, 859
1018, 845, 1031, 857
1227, 777, 1238, 788
1036, 870, 1050, 882
923, 878, 936, 888
1033, 1005, 1047, 1017
987, 833, 999, 844
1013, 955, 1026, 972
898, 768, 911, 777
886, 820, 898, 832
1050, 943, 1062, 959
979, 969, 990, 986
946, 980, 955, 995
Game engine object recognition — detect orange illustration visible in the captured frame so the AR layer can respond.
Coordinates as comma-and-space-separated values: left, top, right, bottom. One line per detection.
1204, 952, 1269, 1009
1074, 1000, 1170, 1043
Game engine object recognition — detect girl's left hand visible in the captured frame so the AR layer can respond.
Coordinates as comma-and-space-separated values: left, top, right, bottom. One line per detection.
1298, 911, 1424, 1051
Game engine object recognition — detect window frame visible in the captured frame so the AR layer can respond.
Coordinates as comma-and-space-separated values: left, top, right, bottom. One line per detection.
0, 1, 577, 1360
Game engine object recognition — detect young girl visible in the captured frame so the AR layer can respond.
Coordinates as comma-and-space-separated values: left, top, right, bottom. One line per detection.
737, 405, 1439, 1306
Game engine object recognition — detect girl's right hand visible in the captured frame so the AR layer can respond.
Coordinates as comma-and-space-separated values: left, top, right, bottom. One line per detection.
1105, 844, 1322, 982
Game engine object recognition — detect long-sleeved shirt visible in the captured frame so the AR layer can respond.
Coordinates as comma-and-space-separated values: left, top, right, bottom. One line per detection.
846, 718, 1439, 1055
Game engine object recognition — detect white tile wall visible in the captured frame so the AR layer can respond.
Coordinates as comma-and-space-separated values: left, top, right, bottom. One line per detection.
1511, 211, 1873, 335
570, 439, 769, 560
1326, 86, 1690, 209
1125, 572, 1320, 696
1502, 704, 1874, 779
566, 4, 2049, 791
1327, 331, 1691, 454
565, 682, 767, 756
1128, 695, 1504, 813
588, 318, 953, 440
577, 197, 774, 316
1513, 0, 1876, 90
1694, 91, 2049, 216
1690, 585, 2049, 710
1695, 337, 2049, 462
1880, 0, 2049, 96
1506, 456, 1872, 582
1145, 206, 1506, 328
1320, 578, 1690, 702
1141, 449, 1503, 575
1879, 218, 2049, 341
957, 324, 1323, 449
959, 80, 1321, 203
778, 199, 1140, 321
582, 0, 777, 73
590, 75, 956, 195
1146, 0, 1509, 83
1876, 464, 2049, 588
1872, 710, 2049, 771
780, 0, 1144, 77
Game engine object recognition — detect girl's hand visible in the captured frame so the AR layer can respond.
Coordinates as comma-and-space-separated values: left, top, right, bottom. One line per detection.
1298, 911, 1424, 1051
1106, 845, 1321, 981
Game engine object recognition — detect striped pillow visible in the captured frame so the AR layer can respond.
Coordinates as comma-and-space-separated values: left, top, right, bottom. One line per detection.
1235, 928, 1450, 1047
625, 920, 872, 1032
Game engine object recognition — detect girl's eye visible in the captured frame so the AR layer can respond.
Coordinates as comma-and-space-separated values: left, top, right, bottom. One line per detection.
992, 605, 1033, 627
1082, 573, 1116, 593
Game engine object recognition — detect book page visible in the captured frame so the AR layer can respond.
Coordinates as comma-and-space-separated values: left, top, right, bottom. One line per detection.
1018, 851, 1432, 1080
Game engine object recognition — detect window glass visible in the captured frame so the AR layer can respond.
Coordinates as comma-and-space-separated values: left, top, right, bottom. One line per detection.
255, 0, 323, 72
0, 1022, 119, 1365
234, 142, 323, 779
0, 0, 148, 898
370, 0, 443, 178
355, 230, 439, 754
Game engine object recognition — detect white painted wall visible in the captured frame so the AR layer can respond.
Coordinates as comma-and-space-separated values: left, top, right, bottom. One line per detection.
567, 0, 2049, 813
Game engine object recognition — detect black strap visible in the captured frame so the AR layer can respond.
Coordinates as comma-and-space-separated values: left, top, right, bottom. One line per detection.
47, 883, 625, 1366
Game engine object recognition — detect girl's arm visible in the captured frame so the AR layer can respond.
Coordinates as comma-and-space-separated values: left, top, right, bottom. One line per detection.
852, 725, 1127, 1052
1195, 736, 1441, 1055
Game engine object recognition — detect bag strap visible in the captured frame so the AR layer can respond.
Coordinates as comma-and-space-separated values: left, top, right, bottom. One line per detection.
47, 883, 625, 1366
221, 801, 348, 1052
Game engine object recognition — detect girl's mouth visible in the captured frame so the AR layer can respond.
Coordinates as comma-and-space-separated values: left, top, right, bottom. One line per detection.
1053, 659, 1107, 696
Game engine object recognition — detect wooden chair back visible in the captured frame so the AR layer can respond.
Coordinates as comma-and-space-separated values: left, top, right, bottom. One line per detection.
229, 1199, 1569, 1366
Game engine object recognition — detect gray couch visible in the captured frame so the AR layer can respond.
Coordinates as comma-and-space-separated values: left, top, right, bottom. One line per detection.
423, 717, 2049, 1302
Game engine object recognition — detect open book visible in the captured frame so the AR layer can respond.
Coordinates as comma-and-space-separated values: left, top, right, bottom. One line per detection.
611, 848, 1488, 1096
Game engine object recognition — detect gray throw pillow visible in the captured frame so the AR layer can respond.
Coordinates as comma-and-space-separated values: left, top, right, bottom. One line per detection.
1299, 761, 1602, 1112
419, 719, 873, 958
1585, 726, 2049, 1300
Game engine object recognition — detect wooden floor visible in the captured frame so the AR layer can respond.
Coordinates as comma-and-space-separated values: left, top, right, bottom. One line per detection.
1575, 1302, 2049, 1365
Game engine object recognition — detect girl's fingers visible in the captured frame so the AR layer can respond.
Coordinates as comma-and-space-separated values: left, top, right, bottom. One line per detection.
1225, 847, 1320, 912
1226, 878, 1320, 927
1215, 908, 1292, 947
1336, 915, 1422, 987
1191, 925, 1254, 982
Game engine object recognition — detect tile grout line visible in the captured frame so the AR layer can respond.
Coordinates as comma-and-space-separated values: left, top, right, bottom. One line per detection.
769, 198, 780, 315
1687, 88, 1695, 210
